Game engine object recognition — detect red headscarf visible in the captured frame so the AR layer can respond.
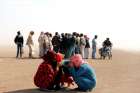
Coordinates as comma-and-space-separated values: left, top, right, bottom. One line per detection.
42, 50, 63, 63
56, 53, 63, 63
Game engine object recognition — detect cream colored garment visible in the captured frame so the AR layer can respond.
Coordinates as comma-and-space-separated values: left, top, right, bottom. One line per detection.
38, 34, 45, 57
26, 35, 34, 45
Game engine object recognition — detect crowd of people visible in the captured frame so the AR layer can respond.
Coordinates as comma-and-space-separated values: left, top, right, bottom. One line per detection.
14, 31, 112, 92
14, 31, 112, 59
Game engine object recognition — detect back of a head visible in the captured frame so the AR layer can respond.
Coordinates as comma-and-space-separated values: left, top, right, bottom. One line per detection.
73, 32, 77, 36
76, 33, 79, 37
49, 33, 52, 37
61, 33, 64, 37
55, 32, 58, 36
40, 32, 44, 35
95, 35, 98, 39
80, 33, 83, 37
17, 31, 21, 35
65, 33, 68, 37
30, 31, 34, 35
107, 38, 110, 41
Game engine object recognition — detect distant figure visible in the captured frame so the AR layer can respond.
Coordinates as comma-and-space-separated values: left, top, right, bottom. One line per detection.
26, 31, 34, 58
38, 32, 45, 57
71, 32, 77, 56
92, 35, 98, 59
14, 31, 24, 58
75, 33, 80, 54
48, 33, 53, 50
84, 35, 90, 59
99, 38, 112, 59
79, 34, 86, 58
43, 32, 52, 54
64, 33, 76, 58
52, 32, 61, 53
59, 33, 65, 54
103, 38, 112, 48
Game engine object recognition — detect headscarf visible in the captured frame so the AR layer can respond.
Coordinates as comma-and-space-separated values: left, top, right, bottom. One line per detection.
56, 52, 63, 63
42, 50, 63, 63
30, 31, 34, 35
70, 54, 86, 68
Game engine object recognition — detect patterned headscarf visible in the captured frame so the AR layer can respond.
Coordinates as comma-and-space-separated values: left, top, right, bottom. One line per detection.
70, 54, 86, 67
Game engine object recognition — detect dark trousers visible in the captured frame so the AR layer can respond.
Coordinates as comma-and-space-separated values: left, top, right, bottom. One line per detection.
16, 44, 22, 58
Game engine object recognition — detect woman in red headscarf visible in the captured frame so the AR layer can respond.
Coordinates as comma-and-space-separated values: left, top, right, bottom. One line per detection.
34, 50, 63, 90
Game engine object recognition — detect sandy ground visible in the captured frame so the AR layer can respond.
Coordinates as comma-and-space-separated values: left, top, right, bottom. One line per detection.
0, 47, 140, 93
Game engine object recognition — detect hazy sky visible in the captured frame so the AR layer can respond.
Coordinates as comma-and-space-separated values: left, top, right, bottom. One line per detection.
0, 0, 140, 51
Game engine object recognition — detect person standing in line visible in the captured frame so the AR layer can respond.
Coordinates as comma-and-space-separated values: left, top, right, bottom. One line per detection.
48, 33, 53, 50
43, 32, 53, 54
59, 33, 65, 54
14, 31, 24, 58
64, 33, 72, 58
38, 32, 45, 57
92, 35, 98, 59
71, 32, 77, 56
79, 33, 86, 58
52, 32, 61, 53
26, 31, 35, 58
75, 33, 80, 54
84, 35, 90, 59
43, 32, 49, 54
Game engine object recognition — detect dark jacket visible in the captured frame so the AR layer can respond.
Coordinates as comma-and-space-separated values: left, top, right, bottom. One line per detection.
103, 40, 112, 47
52, 35, 61, 47
14, 35, 24, 45
85, 39, 90, 48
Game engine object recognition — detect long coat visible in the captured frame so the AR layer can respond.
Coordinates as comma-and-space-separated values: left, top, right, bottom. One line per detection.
34, 61, 57, 89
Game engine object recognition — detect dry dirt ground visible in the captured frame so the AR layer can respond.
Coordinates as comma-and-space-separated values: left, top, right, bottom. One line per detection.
0, 49, 140, 93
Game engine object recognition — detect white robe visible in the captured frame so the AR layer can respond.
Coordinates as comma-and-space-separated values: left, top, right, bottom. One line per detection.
38, 34, 45, 57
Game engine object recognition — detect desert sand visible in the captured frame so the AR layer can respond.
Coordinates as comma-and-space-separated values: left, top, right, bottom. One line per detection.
0, 46, 140, 93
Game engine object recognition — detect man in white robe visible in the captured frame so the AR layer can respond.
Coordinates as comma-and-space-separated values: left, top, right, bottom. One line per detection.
38, 32, 45, 57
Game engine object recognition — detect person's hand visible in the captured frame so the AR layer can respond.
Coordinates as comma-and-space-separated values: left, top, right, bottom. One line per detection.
56, 66, 59, 72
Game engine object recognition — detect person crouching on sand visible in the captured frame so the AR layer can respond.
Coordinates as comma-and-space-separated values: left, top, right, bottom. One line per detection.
34, 50, 64, 90
63, 54, 97, 92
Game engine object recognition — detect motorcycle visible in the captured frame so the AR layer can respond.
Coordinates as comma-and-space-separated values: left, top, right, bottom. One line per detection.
99, 47, 112, 60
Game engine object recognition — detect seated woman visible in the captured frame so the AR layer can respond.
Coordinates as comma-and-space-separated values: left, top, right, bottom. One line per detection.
34, 50, 63, 90
63, 54, 96, 92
